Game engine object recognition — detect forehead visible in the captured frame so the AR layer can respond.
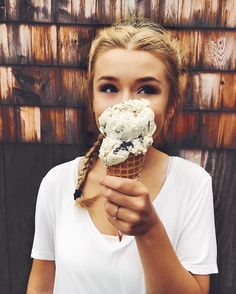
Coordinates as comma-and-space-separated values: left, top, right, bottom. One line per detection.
94, 49, 167, 81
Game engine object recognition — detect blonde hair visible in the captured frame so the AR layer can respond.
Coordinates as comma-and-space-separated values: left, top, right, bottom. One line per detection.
75, 16, 185, 207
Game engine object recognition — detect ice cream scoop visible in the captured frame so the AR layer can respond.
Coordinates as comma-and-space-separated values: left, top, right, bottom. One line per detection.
98, 98, 156, 167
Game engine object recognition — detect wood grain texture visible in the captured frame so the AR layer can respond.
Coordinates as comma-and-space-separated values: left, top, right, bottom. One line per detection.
0, 106, 16, 142
0, 67, 13, 103
2, 0, 236, 28
178, 0, 219, 27
17, 106, 41, 143
6, 0, 51, 22
197, 30, 236, 70
0, 24, 32, 64
58, 25, 96, 68
0, 66, 88, 107
174, 112, 236, 149
0, 145, 10, 294
1, 24, 236, 70
71, 0, 96, 23
2, 143, 55, 294
1, 66, 236, 111
172, 29, 236, 70
40, 107, 86, 144
178, 149, 236, 293
61, 68, 87, 106
11, 66, 61, 106
0, 106, 235, 149
96, 0, 122, 24
182, 72, 236, 111
0, 0, 6, 21
158, 0, 178, 26
31, 25, 57, 65
221, 0, 236, 28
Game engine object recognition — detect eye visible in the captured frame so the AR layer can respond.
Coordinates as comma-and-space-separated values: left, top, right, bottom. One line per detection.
99, 84, 118, 93
138, 85, 160, 95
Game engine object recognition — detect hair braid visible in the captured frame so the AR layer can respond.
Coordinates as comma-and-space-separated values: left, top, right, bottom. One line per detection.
74, 134, 104, 208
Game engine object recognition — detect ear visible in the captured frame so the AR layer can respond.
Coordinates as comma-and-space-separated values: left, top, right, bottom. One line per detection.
166, 106, 175, 120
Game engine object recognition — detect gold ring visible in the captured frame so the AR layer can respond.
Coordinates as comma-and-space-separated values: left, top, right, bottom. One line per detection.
113, 206, 120, 220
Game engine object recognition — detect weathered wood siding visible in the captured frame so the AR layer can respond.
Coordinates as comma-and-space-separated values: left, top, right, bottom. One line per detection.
0, 1, 235, 294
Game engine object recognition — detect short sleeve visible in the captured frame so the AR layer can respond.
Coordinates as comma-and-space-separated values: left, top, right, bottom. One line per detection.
31, 177, 55, 260
176, 177, 218, 274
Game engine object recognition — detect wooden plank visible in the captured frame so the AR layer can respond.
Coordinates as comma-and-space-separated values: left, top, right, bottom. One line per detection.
31, 25, 57, 65
2, 143, 55, 293
182, 72, 236, 111
61, 68, 86, 106
0, 67, 13, 104
172, 30, 198, 68
172, 29, 236, 70
1, 25, 236, 70
197, 30, 236, 70
21, 0, 52, 22
16, 106, 41, 143
40, 107, 66, 144
0, 106, 16, 142
2, 66, 235, 111
71, 0, 96, 23
178, 0, 220, 27
11, 66, 61, 106
55, 0, 72, 23
6, 0, 20, 20
6, 0, 52, 22
65, 108, 79, 144
0, 24, 32, 65
179, 149, 236, 294
96, 0, 122, 24
0, 145, 10, 294
0, 0, 6, 21
0, 66, 87, 107
58, 26, 96, 67
0, 106, 235, 148
158, 0, 178, 26
174, 112, 236, 149
221, 0, 236, 28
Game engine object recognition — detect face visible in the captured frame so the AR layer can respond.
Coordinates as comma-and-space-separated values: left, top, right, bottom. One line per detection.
92, 48, 171, 141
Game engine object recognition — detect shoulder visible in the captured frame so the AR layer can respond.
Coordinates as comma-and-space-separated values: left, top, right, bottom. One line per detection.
41, 156, 83, 187
171, 156, 211, 188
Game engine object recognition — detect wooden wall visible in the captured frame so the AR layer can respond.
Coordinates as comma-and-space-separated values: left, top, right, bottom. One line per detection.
0, 1, 235, 293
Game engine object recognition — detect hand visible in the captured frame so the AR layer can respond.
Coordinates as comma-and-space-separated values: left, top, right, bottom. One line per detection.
99, 175, 159, 236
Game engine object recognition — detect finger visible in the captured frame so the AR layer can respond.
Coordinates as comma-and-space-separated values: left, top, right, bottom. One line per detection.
105, 200, 142, 224
100, 175, 148, 197
106, 213, 134, 235
104, 187, 147, 213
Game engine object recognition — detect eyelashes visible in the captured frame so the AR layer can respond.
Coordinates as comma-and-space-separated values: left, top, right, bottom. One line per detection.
98, 84, 160, 95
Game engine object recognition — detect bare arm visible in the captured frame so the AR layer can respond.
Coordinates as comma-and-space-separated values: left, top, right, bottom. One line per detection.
27, 259, 55, 294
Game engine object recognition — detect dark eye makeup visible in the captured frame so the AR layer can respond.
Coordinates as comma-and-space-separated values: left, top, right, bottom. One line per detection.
98, 84, 160, 94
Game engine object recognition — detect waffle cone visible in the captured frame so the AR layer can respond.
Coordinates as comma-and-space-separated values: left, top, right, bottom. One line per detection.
106, 153, 145, 179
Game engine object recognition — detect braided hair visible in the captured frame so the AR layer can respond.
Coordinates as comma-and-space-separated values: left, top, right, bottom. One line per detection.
74, 134, 104, 208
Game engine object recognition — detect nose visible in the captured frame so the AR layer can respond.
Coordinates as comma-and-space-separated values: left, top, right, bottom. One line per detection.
121, 91, 135, 102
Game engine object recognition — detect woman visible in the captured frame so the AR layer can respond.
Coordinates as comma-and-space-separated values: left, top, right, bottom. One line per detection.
27, 17, 218, 294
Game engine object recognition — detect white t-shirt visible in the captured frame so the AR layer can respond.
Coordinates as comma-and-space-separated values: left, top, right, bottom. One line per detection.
31, 156, 218, 294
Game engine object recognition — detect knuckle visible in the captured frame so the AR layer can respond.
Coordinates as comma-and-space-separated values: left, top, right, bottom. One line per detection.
141, 187, 149, 197
135, 198, 146, 212
105, 188, 113, 197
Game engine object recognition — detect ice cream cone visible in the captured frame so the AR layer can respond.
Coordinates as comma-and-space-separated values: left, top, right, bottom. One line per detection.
106, 153, 145, 179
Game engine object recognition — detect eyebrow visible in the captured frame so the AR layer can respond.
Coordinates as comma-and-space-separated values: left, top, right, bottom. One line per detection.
96, 75, 161, 84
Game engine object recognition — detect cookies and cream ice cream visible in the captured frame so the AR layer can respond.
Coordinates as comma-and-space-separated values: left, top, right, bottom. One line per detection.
98, 98, 156, 166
